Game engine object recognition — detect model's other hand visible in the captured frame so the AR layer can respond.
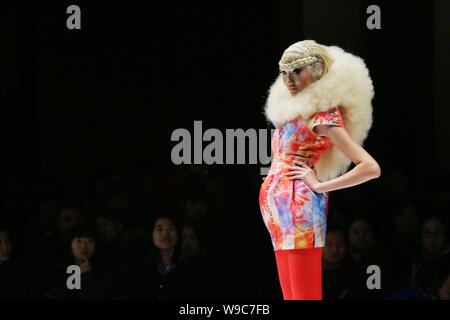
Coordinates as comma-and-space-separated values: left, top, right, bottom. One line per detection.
285, 160, 321, 192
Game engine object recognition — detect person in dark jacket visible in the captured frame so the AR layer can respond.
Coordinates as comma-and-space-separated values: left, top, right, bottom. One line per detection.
118, 214, 198, 300
388, 215, 449, 300
322, 224, 352, 300
27, 204, 85, 298
180, 219, 220, 299
345, 217, 394, 299
49, 225, 103, 299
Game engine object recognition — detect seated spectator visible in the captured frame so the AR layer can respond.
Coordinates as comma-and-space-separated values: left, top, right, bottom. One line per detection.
118, 215, 198, 300
348, 218, 376, 265
180, 220, 217, 299
0, 226, 25, 299
387, 214, 449, 300
411, 215, 449, 280
389, 200, 421, 290
178, 189, 210, 223
95, 208, 124, 269
421, 216, 449, 259
322, 224, 352, 300
388, 247, 450, 300
93, 207, 129, 297
29, 204, 85, 298
49, 225, 103, 299
416, 250, 450, 300
393, 201, 420, 252
345, 217, 393, 299
54, 206, 85, 239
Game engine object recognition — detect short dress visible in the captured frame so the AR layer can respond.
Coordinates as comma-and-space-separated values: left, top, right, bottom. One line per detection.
259, 106, 344, 251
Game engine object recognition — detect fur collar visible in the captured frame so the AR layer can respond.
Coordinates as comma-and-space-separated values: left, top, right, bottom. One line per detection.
264, 45, 375, 181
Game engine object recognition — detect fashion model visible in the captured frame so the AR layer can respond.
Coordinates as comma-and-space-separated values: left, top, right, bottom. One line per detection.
259, 40, 381, 300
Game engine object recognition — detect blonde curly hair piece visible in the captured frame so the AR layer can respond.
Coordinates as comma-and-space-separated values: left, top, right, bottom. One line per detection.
279, 40, 334, 79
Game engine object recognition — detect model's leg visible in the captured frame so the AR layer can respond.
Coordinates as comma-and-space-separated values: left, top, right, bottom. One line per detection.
288, 248, 323, 300
274, 250, 293, 300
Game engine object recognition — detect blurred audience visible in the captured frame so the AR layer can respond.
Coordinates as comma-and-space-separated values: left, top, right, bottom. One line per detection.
2, 165, 446, 300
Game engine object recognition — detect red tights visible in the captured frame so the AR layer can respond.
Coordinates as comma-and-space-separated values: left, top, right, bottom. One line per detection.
274, 248, 323, 300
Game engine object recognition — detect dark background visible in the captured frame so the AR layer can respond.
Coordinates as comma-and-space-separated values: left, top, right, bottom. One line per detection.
1, 0, 449, 299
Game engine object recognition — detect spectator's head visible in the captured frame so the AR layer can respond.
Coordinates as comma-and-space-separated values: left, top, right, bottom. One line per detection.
181, 221, 207, 258
151, 215, 179, 252
106, 190, 129, 213
178, 190, 209, 220
96, 208, 124, 244
54, 205, 84, 237
393, 202, 419, 235
101, 178, 130, 213
68, 225, 96, 263
421, 216, 448, 258
39, 198, 59, 233
324, 224, 347, 270
0, 227, 12, 265
348, 218, 375, 253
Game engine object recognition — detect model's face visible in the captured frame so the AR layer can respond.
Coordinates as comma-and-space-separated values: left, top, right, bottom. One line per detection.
422, 218, 446, 256
281, 67, 313, 96
324, 231, 346, 267
152, 217, 178, 250
0, 231, 12, 265
71, 236, 95, 261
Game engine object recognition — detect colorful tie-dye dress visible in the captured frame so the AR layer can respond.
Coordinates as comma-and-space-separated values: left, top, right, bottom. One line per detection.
259, 106, 344, 251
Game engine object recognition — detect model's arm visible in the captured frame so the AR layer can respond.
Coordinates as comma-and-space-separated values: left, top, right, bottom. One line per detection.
286, 125, 381, 193
313, 125, 380, 193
